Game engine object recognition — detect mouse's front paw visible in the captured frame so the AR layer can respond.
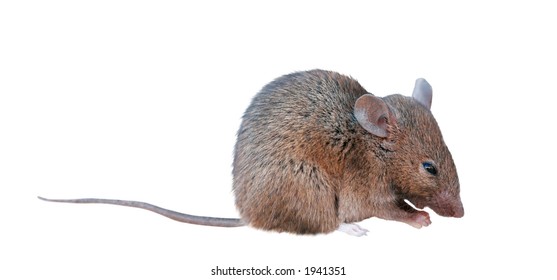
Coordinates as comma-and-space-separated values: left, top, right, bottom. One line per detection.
407, 211, 431, 229
337, 223, 369, 237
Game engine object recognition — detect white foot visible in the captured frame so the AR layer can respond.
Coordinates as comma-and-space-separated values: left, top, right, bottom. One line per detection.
337, 223, 369, 237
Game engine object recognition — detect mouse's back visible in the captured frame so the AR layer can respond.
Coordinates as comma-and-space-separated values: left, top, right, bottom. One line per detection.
232, 70, 368, 234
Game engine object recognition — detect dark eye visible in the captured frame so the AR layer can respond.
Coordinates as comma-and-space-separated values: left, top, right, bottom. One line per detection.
422, 162, 438, 175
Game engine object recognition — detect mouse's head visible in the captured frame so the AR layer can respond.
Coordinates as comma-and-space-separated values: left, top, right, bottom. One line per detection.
354, 79, 464, 218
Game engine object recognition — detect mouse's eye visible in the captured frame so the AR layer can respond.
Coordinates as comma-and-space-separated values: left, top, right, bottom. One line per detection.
422, 162, 438, 175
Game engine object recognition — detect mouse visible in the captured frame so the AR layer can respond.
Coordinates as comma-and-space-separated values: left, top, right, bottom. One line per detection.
40, 69, 464, 237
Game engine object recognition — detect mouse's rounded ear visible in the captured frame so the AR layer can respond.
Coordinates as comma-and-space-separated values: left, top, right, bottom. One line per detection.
354, 94, 390, 138
412, 78, 432, 110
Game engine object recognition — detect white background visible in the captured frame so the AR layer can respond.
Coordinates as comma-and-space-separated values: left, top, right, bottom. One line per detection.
1, 1, 556, 279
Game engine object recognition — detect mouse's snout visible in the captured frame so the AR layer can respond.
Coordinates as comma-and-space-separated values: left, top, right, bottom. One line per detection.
429, 190, 464, 218
431, 202, 464, 218
453, 202, 464, 218
449, 203, 464, 218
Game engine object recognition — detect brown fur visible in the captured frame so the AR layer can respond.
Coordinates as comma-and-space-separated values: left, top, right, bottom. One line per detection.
233, 69, 463, 234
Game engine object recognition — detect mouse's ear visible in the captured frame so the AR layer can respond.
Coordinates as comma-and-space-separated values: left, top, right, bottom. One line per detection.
412, 78, 432, 110
354, 94, 390, 138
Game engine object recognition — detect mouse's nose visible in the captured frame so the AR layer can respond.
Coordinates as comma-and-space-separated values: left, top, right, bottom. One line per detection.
449, 191, 464, 218
431, 191, 464, 218
452, 201, 464, 218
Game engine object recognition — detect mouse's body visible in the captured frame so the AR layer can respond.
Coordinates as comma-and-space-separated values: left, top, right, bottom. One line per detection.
233, 70, 463, 234
40, 69, 464, 236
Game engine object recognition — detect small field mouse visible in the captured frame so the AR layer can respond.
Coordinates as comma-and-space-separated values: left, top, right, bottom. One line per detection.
40, 69, 464, 236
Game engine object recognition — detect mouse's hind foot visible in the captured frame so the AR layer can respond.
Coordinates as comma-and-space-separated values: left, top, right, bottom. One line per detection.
337, 223, 368, 237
